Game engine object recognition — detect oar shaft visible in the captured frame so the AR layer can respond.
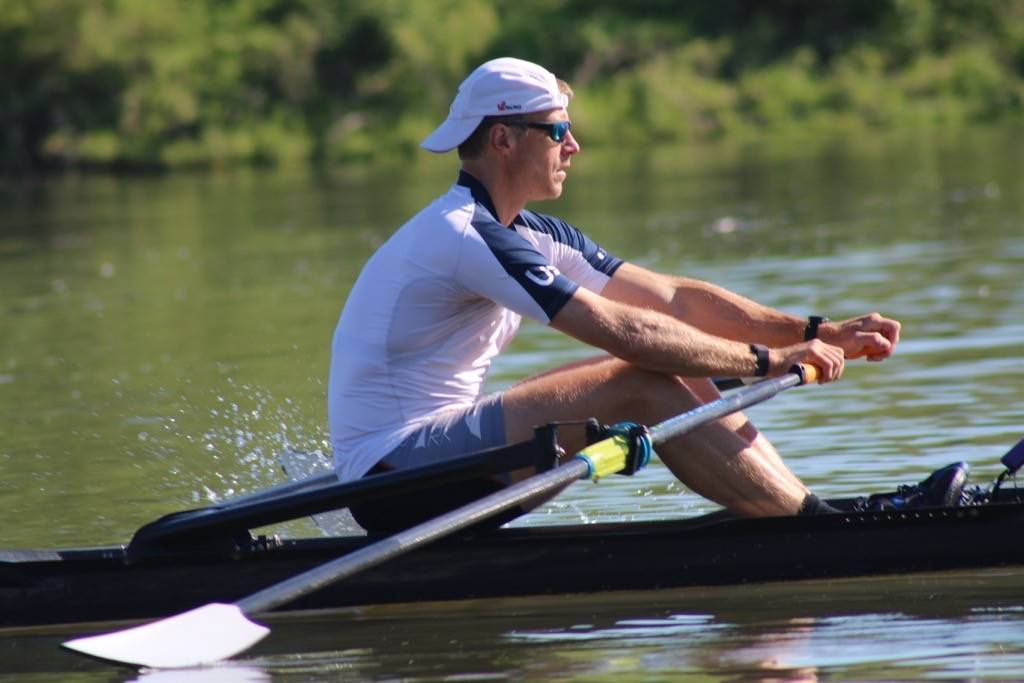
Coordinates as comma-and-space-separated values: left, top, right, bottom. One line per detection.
61, 363, 823, 669
236, 459, 590, 614
651, 369, 806, 444
238, 364, 817, 615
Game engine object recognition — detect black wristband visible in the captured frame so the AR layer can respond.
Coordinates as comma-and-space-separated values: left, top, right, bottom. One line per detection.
804, 315, 829, 341
749, 343, 770, 377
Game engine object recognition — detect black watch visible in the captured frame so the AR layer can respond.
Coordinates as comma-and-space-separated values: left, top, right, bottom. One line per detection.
749, 343, 770, 377
804, 316, 829, 341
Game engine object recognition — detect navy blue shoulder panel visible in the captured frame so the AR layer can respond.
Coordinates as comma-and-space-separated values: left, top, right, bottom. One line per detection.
457, 170, 500, 222
519, 210, 624, 276
469, 210, 578, 322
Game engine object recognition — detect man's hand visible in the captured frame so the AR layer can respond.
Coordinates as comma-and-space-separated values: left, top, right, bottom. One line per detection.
769, 339, 846, 383
821, 313, 901, 361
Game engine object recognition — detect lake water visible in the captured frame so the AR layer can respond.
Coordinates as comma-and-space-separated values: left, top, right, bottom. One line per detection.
2, 125, 1023, 680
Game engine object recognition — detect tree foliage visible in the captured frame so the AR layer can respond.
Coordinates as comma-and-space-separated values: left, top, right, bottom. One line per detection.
2, 0, 1022, 172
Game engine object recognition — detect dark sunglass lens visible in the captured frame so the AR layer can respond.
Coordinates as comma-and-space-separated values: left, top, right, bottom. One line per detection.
552, 122, 570, 141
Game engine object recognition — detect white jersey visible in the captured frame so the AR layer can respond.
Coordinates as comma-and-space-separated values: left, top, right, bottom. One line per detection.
328, 171, 623, 481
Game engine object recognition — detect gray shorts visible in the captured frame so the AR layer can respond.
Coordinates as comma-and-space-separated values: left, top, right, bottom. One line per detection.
379, 393, 507, 471
352, 393, 517, 534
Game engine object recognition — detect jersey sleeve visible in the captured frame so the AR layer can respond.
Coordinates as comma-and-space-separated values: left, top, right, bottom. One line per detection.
457, 218, 579, 324
519, 211, 624, 293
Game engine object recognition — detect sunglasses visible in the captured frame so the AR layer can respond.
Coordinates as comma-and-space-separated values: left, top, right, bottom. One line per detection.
506, 120, 572, 143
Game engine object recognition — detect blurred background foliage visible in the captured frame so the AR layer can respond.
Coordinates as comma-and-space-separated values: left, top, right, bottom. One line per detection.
2, 0, 1022, 172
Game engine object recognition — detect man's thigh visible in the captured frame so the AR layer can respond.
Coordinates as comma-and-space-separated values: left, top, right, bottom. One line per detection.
352, 394, 516, 533
501, 356, 729, 455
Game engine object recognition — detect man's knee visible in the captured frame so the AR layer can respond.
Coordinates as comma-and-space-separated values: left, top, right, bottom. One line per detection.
504, 360, 706, 440
606, 365, 707, 420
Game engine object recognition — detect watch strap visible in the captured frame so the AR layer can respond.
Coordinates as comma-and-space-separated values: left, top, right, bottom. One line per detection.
804, 315, 829, 341
749, 343, 770, 377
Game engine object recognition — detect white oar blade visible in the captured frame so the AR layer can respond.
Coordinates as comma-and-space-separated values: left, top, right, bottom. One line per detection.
62, 603, 270, 669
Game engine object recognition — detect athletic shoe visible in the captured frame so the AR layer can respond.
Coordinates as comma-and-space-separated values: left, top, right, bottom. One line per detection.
860, 461, 970, 511
958, 484, 990, 506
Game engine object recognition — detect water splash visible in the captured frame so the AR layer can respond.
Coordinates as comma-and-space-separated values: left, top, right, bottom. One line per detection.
160, 379, 330, 505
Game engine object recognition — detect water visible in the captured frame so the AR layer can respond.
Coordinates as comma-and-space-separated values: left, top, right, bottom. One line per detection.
1, 125, 1023, 679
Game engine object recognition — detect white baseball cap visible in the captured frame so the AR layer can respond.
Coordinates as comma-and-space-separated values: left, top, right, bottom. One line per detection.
421, 57, 569, 153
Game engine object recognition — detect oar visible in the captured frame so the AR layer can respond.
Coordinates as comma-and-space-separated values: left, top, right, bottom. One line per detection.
63, 364, 818, 669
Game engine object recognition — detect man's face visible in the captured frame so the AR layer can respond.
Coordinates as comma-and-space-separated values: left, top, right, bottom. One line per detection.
506, 108, 580, 201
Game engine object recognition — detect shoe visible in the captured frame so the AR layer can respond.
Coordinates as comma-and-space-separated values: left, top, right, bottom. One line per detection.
959, 483, 990, 506
861, 462, 970, 511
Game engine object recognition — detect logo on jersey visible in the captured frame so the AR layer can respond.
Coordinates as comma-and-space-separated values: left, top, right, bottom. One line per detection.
525, 265, 560, 286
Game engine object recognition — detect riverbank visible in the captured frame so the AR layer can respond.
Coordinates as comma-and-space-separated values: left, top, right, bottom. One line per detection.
3, 1, 1022, 172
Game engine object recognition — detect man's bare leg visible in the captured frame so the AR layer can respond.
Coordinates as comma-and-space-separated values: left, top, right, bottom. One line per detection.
502, 357, 811, 517
682, 375, 811, 496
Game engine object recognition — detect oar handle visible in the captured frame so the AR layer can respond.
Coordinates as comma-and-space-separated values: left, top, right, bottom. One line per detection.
796, 362, 820, 384
713, 363, 820, 391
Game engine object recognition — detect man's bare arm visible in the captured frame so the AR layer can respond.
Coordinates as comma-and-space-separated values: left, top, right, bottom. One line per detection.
550, 286, 845, 381
602, 262, 901, 360
602, 262, 805, 345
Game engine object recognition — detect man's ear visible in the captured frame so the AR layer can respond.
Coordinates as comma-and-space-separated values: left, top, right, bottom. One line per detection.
490, 123, 517, 155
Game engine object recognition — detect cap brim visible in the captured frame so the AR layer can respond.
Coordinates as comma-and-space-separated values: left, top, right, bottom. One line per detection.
421, 116, 483, 153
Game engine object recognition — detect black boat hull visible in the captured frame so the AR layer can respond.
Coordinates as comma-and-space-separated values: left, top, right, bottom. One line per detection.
3, 501, 1024, 630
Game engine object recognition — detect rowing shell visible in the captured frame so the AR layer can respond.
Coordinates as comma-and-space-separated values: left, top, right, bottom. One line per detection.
4, 491, 1024, 631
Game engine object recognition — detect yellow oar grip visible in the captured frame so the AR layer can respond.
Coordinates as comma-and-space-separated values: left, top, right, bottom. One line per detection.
575, 435, 630, 481
797, 363, 821, 384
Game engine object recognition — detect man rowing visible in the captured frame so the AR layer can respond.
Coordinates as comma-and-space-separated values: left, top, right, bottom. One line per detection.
327, 57, 963, 532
